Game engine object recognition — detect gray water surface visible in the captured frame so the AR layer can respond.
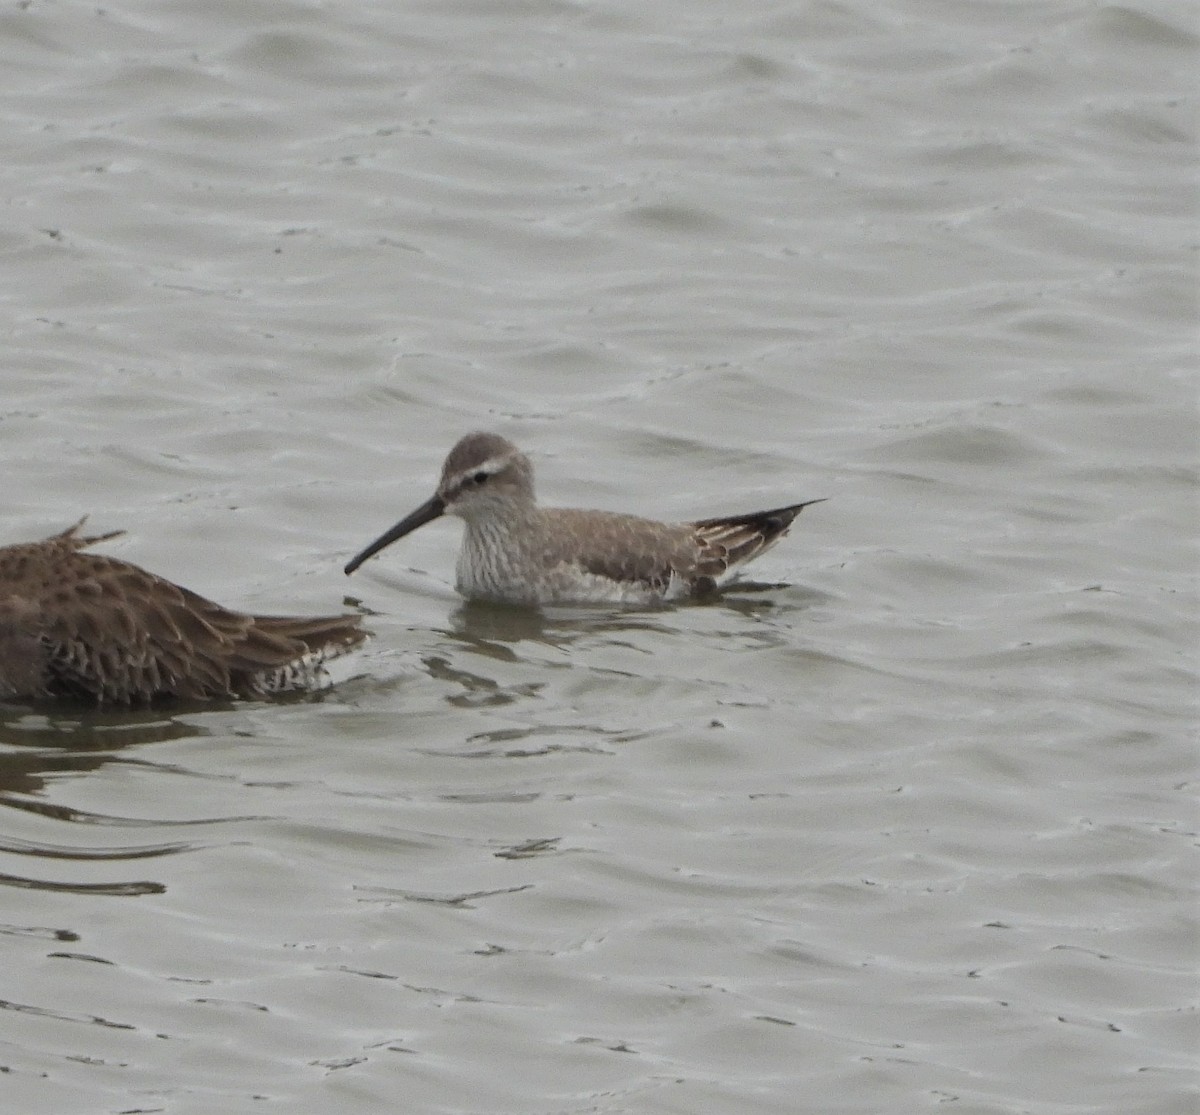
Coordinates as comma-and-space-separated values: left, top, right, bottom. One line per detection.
1, 1, 1196, 1112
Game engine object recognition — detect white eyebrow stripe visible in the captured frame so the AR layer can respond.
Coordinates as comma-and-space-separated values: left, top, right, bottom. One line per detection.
459, 457, 508, 477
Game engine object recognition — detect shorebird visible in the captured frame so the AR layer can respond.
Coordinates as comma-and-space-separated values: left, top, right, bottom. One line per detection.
0, 519, 366, 705
344, 432, 825, 606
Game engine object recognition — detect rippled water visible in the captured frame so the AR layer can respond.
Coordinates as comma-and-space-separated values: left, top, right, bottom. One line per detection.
2, 1, 1196, 1112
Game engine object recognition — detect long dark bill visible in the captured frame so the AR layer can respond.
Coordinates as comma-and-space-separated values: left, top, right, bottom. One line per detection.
344, 494, 446, 575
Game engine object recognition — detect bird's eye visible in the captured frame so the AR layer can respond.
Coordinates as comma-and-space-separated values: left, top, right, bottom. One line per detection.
471, 471, 489, 485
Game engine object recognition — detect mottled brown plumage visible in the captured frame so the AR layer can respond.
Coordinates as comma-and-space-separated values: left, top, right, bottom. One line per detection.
345, 432, 825, 605
0, 520, 366, 705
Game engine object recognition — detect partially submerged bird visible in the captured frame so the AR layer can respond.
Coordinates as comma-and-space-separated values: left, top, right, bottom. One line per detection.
0, 519, 366, 705
344, 432, 825, 606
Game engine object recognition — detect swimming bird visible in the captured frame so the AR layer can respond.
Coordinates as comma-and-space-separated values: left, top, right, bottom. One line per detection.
344, 432, 825, 606
0, 519, 366, 705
